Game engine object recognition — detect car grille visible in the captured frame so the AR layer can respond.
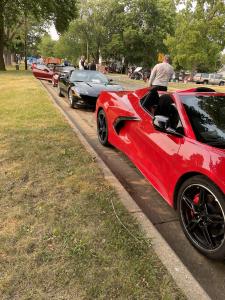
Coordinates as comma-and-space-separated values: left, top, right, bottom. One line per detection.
80, 95, 97, 105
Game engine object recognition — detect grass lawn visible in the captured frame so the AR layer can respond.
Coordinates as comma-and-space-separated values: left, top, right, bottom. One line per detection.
0, 70, 185, 299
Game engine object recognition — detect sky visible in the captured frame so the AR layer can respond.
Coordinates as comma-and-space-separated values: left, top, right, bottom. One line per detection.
48, 24, 59, 40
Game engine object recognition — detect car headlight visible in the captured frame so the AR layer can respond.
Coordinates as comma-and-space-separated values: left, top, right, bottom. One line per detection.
75, 87, 89, 95
71, 89, 81, 98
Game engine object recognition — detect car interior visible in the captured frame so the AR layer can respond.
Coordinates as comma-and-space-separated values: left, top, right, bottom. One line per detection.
141, 88, 184, 135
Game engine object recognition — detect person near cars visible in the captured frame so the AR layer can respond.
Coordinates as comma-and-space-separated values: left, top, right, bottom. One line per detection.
84, 59, 89, 70
79, 56, 85, 70
64, 58, 69, 66
89, 59, 97, 70
148, 55, 174, 91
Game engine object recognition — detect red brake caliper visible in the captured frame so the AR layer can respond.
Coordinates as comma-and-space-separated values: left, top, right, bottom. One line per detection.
190, 193, 200, 217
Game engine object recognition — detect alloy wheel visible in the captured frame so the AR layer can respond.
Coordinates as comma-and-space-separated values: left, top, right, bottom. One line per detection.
97, 110, 109, 146
180, 184, 225, 252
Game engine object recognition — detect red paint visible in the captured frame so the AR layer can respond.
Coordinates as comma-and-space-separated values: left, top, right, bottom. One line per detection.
96, 88, 225, 207
32, 66, 53, 81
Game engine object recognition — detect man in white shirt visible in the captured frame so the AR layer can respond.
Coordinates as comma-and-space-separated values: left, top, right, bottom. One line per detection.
149, 55, 174, 91
79, 56, 85, 70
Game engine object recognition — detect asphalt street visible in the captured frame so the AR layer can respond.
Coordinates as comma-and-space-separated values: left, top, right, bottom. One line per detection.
43, 77, 225, 300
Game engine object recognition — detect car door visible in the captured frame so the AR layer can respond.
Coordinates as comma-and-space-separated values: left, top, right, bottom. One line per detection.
42, 67, 52, 80
33, 66, 50, 80
127, 97, 184, 201
209, 74, 214, 84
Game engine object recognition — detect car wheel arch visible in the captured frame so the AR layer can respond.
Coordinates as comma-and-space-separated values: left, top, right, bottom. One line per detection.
173, 172, 209, 209
97, 107, 104, 115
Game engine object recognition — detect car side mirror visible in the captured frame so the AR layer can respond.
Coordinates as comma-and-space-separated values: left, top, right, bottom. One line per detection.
153, 115, 183, 137
153, 115, 170, 131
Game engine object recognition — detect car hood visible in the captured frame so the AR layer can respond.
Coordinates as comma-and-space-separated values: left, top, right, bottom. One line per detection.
71, 81, 123, 97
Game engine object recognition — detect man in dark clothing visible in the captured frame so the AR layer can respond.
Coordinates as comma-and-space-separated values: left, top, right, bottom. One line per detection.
89, 60, 96, 71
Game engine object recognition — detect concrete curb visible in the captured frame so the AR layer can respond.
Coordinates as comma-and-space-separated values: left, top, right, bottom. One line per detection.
41, 81, 211, 300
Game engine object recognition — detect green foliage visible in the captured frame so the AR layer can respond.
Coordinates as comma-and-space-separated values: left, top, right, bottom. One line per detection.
166, 0, 225, 72
54, 0, 176, 66
38, 34, 56, 57
0, 0, 78, 70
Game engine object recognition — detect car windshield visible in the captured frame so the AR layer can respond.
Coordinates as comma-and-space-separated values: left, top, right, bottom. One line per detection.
70, 70, 108, 84
181, 95, 225, 148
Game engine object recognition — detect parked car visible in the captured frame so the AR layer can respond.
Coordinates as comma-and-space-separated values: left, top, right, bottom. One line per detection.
32, 64, 53, 81
193, 73, 210, 84
52, 65, 75, 87
129, 67, 151, 82
208, 73, 225, 86
96, 86, 225, 260
58, 70, 123, 109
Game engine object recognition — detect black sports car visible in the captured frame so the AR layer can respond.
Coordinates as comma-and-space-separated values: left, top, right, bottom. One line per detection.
58, 70, 123, 108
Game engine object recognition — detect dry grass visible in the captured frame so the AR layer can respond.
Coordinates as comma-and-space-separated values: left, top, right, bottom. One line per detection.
0, 70, 185, 299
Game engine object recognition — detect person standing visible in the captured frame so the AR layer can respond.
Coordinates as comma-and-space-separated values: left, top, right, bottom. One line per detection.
84, 59, 89, 70
89, 59, 96, 70
148, 55, 174, 91
79, 56, 85, 70
64, 58, 69, 66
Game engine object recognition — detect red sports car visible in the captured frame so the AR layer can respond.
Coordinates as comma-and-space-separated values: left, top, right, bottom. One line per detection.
96, 86, 225, 260
32, 65, 53, 81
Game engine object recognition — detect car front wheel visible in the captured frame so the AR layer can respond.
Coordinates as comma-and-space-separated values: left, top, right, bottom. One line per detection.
97, 109, 110, 146
58, 86, 63, 97
178, 175, 225, 260
68, 90, 78, 109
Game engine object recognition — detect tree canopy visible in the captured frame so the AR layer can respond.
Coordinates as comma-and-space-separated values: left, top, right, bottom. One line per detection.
2, 0, 225, 72
166, 0, 225, 72
53, 0, 176, 67
0, 0, 78, 70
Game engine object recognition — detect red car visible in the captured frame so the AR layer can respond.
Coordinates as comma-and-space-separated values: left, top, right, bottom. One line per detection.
52, 66, 75, 87
96, 86, 225, 260
32, 65, 53, 81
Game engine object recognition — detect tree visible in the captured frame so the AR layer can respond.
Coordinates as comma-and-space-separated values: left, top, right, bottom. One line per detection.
0, 0, 78, 71
166, 0, 225, 72
38, 35, 56, 57
54, 0, 176, 67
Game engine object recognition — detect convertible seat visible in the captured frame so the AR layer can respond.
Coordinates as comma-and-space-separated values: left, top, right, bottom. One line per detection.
156, 95, 180, 130
142, 87, 160, 106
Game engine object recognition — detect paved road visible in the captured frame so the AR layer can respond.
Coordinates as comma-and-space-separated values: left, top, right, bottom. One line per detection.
43, 78, 225, 300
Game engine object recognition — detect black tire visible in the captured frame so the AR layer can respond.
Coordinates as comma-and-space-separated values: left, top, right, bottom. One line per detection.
219, 82, 224, 86
203, 80, 208, 85
58, 86, 63, 97
177, 175, 225, 260
68, 89, 78, 109
97, 109, 110, 146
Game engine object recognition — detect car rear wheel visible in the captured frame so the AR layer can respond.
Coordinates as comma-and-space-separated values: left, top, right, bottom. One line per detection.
97, 109, 110, 146
219, 82, 224, 86
178, 175, 225, 260
203, 80, 208, 85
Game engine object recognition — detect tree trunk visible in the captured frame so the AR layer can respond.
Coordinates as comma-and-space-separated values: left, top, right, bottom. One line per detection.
24, 11, 28, 70
0, 6, 6, 71
4, 51, 12, 65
